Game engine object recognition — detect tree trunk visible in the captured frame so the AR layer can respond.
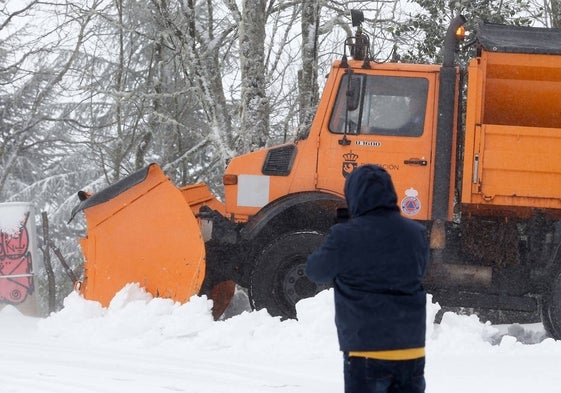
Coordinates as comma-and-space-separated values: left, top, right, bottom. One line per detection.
183, 0, 235, 163
239, 0, 269, 152
550, 0, 561, 28
298, 0, 320, 134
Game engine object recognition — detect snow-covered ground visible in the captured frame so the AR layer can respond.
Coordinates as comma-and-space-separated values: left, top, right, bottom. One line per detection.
1, 284, 560, 393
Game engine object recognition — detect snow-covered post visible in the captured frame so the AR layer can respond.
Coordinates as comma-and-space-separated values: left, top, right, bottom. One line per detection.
0, 202, 40, 316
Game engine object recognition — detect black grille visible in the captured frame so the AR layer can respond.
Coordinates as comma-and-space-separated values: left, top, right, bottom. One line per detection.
262, 145, 296, 176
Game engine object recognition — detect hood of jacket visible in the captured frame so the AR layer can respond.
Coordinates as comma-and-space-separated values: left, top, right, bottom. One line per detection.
344, 164, 399, 217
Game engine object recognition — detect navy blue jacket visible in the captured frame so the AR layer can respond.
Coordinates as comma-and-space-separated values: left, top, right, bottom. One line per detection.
306, 165, 429, 352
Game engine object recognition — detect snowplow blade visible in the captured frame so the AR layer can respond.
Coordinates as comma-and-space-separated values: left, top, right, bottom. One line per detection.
70, 164, 206, 307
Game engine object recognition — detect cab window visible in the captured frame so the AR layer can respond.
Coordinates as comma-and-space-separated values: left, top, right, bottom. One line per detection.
329, 74, 429, 137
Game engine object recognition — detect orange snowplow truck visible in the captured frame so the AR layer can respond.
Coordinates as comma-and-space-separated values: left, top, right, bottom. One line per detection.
71, 12, 561, 337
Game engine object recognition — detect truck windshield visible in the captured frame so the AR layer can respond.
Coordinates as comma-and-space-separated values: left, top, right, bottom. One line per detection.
329, 74, 429, 137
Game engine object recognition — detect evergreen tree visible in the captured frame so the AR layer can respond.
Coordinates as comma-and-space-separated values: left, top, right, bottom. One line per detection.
394, 0, 533, 64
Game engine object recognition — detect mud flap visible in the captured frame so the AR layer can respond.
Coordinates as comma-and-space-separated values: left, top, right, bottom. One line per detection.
71, 164, 206, 307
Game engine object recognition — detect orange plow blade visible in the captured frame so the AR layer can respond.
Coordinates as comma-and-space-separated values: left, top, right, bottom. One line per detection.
70, 164, 206, 307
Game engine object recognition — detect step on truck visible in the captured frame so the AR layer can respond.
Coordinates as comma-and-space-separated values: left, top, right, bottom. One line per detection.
70, 12, 561, 338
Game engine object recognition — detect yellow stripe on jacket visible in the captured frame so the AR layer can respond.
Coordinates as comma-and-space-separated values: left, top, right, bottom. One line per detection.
349, 347, 425, 361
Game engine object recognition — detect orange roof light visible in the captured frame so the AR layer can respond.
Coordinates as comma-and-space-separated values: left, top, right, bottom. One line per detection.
455, 25, 466, 40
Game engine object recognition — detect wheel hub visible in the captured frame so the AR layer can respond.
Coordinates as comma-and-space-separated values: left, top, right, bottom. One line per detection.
282, 263, 326, 306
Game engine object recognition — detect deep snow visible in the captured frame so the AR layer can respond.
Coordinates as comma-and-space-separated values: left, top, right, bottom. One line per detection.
1, 284, 561, 393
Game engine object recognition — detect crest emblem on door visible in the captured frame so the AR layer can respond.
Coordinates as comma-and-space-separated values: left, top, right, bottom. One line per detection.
342, 151, 358, 177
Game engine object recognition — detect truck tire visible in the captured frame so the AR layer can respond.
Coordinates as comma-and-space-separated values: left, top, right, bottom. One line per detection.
249, 231, 329, 319
542, 271, 561, 339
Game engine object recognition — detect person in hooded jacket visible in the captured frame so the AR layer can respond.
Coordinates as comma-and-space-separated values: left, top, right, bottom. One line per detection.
306, 164, 429, 393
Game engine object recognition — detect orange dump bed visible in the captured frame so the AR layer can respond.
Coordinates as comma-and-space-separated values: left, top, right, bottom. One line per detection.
462, 23, 561, 217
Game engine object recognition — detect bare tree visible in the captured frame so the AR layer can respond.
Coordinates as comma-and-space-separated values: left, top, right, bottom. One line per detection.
0, 1, 98, 197
298, 0, 320, 135
549, 0, 561, 26
237, 0, 270, 152
536, 0, 561, 27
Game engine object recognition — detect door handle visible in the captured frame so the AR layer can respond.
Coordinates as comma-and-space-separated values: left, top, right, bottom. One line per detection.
404, 158, 428, 166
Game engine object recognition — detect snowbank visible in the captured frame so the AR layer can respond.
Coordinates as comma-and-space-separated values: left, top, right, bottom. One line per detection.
1, 285, 561, 392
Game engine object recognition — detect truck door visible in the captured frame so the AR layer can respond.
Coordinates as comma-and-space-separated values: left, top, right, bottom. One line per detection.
316, 70, 439, 221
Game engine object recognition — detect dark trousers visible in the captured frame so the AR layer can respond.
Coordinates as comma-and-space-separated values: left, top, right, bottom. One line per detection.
343, 353, 425, 393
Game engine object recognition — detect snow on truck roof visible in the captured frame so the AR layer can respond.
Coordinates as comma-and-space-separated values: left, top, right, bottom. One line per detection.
477, 22, 561, 55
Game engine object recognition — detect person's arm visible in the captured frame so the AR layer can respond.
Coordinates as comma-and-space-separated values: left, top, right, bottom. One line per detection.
305, 228, 342, 284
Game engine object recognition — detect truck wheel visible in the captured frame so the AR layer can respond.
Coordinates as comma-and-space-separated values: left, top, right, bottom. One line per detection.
249, 231, 329, 319
542, 272, 561, 339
